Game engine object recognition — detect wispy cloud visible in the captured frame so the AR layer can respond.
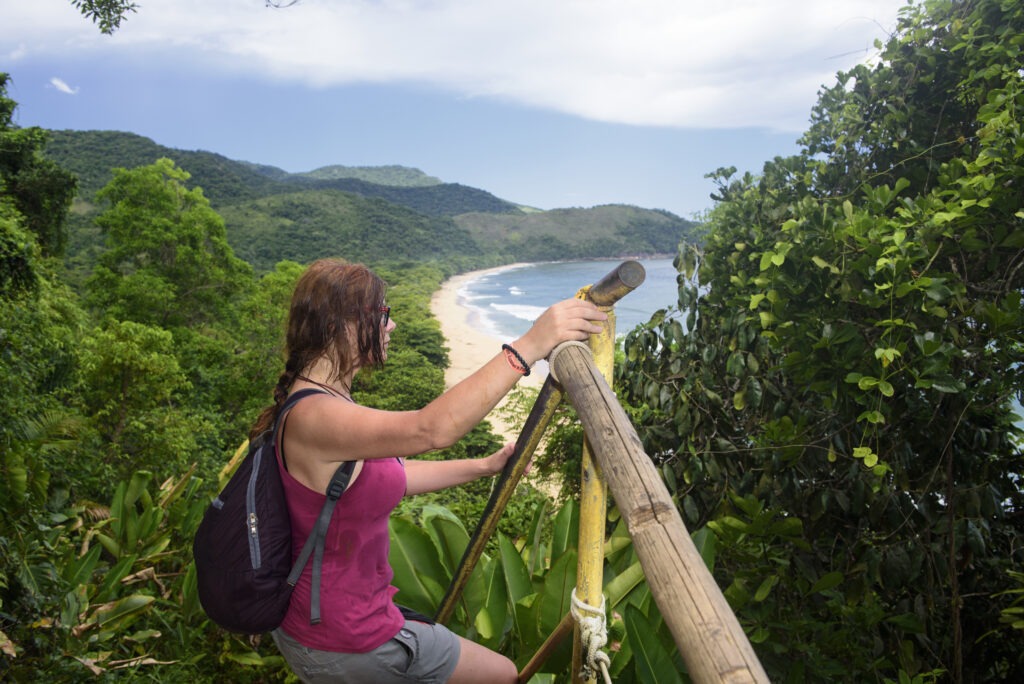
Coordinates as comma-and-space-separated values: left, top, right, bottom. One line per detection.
6, 0, 907, 131
49, 77, 79, 95
5, 44, 28, 61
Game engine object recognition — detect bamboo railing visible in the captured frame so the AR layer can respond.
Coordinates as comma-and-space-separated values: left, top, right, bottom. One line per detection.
435, 261, 768, 683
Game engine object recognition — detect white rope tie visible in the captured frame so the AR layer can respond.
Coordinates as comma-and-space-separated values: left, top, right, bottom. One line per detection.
571, 588, 612, 684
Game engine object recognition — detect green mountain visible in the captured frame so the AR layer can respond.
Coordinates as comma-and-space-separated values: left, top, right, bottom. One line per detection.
45, 129, 699, 272
44, 130, 518, 216
297, 164, 443, 187
455, 205, 695, 262
218, 190, 481, 271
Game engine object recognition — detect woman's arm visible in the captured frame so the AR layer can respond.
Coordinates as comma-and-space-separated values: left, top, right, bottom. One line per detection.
411, 297, 605, 449
288, 298, 605, 466
404, 443, 517, 496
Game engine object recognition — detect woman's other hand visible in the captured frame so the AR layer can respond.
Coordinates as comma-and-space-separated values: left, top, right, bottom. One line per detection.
483, 441, 527, 477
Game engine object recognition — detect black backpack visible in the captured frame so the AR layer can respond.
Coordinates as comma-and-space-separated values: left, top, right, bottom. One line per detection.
193, 388, 354, 633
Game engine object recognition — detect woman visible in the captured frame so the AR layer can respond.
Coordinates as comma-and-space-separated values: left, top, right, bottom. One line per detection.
253, 259, 606, 683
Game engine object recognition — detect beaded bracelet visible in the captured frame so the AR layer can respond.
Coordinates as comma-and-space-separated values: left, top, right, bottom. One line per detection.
502, 343, 531, 376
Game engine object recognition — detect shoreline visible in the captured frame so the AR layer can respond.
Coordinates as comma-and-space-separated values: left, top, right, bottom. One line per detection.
429, 264, 547, 442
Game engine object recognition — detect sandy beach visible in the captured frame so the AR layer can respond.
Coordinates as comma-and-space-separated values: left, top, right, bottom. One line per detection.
429, 265, 547, 442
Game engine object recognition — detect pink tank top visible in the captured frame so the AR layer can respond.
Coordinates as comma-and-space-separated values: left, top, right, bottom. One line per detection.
277, 453, 407, 652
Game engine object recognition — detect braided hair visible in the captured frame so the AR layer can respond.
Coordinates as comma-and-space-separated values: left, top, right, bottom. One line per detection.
249, 259, 388, 439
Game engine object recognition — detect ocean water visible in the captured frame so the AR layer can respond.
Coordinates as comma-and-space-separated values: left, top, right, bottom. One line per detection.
456, 260, 1024, 432
458, 258, 680, 340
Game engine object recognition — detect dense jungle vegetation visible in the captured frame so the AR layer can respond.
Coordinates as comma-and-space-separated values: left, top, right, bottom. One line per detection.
2, 0, 1023, 681
615, 0, 1024, 681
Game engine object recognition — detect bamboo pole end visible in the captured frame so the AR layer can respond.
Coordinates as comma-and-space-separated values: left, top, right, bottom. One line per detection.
548, 340, 592, 384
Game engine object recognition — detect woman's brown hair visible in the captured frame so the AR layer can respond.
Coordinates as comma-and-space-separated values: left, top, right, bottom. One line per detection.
249, 259, 388, 439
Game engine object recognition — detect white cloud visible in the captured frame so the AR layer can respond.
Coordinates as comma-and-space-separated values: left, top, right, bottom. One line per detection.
4, 0, 908, 131
49, 77, 79, 95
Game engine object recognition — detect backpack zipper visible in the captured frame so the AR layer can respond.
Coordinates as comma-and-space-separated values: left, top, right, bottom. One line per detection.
246, 446, 263, 569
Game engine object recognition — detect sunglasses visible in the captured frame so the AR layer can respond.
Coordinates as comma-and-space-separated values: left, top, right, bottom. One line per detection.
379, 305, 391, 327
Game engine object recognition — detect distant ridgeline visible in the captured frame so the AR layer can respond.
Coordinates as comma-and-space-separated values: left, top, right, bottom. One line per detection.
45, 130, 700, 272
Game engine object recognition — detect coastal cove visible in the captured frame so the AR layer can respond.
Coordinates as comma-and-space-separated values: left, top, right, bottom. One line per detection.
453, 258, 678, 339
430, 257, 679, 440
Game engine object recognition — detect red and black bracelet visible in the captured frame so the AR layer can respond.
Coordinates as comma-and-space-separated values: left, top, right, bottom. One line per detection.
502, 343, 531, 376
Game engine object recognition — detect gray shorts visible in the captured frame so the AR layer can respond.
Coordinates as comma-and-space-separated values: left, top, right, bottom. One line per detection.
272, 619, 461, 684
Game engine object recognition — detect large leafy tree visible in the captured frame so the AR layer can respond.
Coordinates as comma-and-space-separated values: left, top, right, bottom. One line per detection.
85, 158, 253, 329
617, 0, 1023, 681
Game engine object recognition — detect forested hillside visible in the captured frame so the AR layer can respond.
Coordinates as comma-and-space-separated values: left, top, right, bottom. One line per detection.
44, 130, 518, 215
218, 190, 483, 271
297, 163, 443, 186
455, 205, 697, 261
45, 129, 698, 271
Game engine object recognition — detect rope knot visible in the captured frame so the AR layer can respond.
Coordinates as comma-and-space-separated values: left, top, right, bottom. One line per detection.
571, 588, 612, 683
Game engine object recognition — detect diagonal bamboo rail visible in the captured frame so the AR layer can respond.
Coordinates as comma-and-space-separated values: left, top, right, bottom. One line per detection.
548, 341, 769, 684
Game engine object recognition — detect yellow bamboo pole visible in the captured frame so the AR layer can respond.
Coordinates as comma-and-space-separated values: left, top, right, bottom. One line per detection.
571, 285, 614, 683
569, 261, 644, 681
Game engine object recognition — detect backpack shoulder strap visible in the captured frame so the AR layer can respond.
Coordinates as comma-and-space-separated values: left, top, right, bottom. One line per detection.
287, 460, 356, 624
273, 387, 356, 625
273, 388, 326, 432
273, 388, 329, 470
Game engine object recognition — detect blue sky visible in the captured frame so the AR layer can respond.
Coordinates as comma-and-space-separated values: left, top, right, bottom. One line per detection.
1, 0, 908, 219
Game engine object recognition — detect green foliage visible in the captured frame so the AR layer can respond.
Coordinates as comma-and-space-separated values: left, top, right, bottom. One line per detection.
497, 385, 588, 501
389, 498, 691, 682
70, 318, 226, 490
1, 73, 77, 259
219, 189, 483, 273
994, 571, 1024, 633
179, 260, 308, 445
44, 129, 518, 217
0, 212, 39, 296
45, 130, 284, 205
70, 0, 138, 34
86, 158, 253, 328
1, 467, 289, 681
616, 1, 1024, 680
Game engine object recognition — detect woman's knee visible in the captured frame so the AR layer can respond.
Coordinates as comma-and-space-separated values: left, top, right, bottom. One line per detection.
448, 637, 518, 683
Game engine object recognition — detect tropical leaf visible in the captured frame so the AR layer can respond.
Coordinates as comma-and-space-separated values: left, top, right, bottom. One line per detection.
474, 555, 508, 646
550, 499, 579, 562
537, 549, 577, 639
422, 504, 470, 575
388, 515, 449, 615
498, 532, 533, 604
624, 603, 683, 684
